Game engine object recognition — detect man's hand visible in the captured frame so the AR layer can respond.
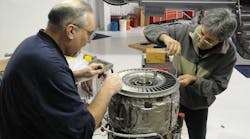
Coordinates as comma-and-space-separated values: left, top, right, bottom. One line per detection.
73, 63, 104, 78
177, 74, 197, 87
85, 63, 104, 77
101, 73, 122, 96
159, 34, 181, 56
87, 73, 122, 128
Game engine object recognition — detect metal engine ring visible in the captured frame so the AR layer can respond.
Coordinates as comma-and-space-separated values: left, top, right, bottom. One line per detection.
118, 68, 179, 98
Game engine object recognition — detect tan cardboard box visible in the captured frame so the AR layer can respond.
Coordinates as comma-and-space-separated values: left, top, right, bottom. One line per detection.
145, 16, 151, 26
0, 58, 10, 73
146, 48, 166, 63
140, 8, 145, 26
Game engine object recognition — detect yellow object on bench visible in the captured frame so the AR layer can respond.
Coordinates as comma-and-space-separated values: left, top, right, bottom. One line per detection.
146, 48, 166, 63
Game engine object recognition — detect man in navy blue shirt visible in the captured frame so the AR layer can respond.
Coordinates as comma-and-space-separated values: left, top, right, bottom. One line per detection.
0, 0, 122, 139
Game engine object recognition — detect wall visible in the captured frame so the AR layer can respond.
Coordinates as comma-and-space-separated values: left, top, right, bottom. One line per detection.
0, 0, 64, 58
0, 0, 96, 59
96, 1, 111, 31
97, 2, 138, 31
0, 0, 138, 58
110, 3, 138, 16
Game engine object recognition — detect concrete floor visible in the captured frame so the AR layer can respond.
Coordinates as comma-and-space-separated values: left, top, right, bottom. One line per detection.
83, 28, 250, 139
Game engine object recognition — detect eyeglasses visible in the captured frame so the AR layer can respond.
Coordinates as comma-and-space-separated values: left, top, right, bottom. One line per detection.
197, 29, 220, 47
73, 24, 96, 40
82, 28, 96, 40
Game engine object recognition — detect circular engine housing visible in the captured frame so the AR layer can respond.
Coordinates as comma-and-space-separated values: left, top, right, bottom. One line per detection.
108, 68, 180, 135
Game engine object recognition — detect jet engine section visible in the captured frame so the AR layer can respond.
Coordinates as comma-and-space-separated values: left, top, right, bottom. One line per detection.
108, 68, 180, 138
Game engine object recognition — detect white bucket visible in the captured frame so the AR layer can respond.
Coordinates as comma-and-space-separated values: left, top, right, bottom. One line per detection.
119, 19, 127, 32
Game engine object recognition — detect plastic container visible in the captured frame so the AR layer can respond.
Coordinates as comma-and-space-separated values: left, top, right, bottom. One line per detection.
111, 21, 118, 31
119, 19, 127, 32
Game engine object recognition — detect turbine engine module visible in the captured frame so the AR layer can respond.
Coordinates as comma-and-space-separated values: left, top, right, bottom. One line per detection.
108, 68, 180, 138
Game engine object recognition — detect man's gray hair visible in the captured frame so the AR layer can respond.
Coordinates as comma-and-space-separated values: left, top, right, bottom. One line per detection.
200, 8, 237, 40
48, 0, 93, 28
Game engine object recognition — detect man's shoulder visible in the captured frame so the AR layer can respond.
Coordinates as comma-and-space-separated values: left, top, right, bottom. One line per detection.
13, 35, 68, 75
171, 23, 196, 39
178, 24, 197, 32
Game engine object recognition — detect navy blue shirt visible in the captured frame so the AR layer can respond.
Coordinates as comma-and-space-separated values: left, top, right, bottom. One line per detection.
0, 30, 95, 139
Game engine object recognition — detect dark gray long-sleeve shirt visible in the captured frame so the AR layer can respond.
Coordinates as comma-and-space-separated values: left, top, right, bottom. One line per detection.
144, 24, 236, 110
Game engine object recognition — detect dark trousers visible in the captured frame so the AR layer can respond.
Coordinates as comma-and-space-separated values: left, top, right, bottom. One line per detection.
179, 104, 208, 139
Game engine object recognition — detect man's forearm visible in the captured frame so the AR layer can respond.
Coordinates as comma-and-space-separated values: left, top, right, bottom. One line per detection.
73, 68, 89, 78
87, 87, 113, 128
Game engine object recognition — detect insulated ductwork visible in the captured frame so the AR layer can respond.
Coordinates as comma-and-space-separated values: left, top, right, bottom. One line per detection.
103, 0, 237, 16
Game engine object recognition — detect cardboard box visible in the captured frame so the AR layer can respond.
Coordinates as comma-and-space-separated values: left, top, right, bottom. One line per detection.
140, 8, 145, 26
146, 48, 166, 63
145, 16, 151, 26
0, 58, 9, 73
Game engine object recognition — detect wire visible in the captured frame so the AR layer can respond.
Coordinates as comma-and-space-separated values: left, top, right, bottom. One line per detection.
101, 126, 164, 139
